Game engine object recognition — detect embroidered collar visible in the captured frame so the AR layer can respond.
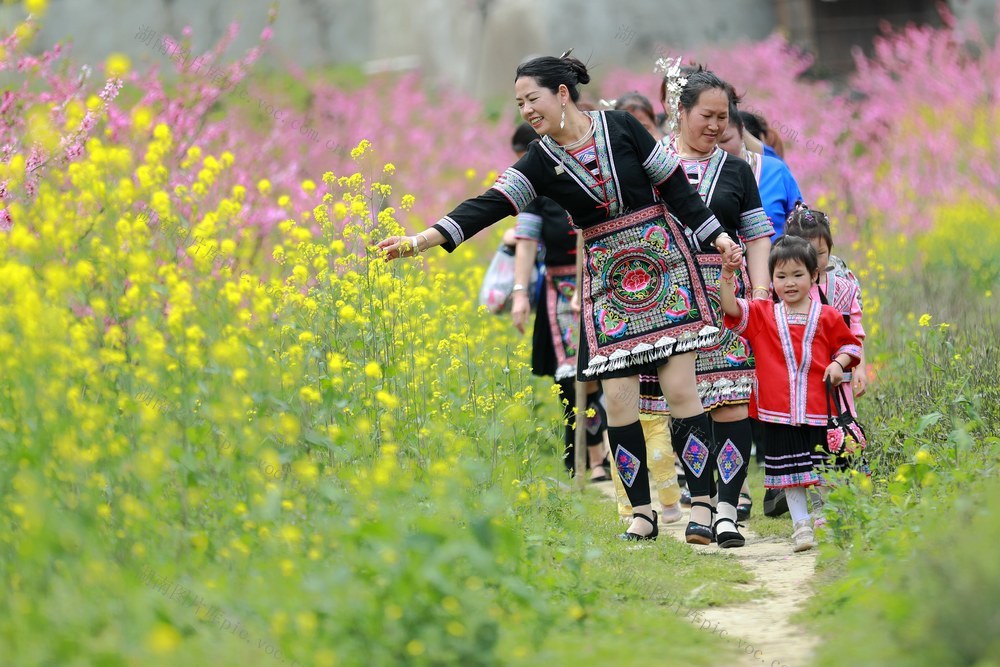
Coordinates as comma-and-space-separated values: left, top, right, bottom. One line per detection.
667, 141, 726, 205
540, 111, 622, 218
775, 299, 822, 424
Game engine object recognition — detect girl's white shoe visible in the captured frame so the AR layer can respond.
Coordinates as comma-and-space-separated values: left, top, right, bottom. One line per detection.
792, 519, 817, 552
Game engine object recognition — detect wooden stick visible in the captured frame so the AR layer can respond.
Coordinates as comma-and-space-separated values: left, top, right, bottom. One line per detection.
574, 229, 587, 489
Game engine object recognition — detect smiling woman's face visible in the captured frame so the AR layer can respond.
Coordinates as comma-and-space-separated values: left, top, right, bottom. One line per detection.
515, 77, 564, 137
678, 87, 729, 153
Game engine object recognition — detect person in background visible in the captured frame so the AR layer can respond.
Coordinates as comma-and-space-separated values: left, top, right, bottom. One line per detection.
741, 111, 783, 162
614, 92, 664, 141
784, 204, 868, 408
718, 108, 803, 238
784, 203, 868, 524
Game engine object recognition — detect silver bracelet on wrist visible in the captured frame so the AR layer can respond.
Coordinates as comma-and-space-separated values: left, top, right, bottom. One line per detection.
413, 233, 427, 254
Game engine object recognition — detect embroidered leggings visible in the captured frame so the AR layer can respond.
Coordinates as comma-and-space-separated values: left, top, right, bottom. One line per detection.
611, 415, 681, 518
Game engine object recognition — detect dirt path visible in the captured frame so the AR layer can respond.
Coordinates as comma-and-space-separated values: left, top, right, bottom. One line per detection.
594, 482, 820, 667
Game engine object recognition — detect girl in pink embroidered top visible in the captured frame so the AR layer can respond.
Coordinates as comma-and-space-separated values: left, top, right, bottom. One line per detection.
719, 236, 862, 553
783, 203, 867, 418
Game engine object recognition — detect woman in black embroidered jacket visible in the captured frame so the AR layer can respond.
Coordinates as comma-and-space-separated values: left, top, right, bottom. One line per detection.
379, 54, 742, 541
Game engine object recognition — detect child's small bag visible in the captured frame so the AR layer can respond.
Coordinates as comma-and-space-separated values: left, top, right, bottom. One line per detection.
825, 378, 868, 455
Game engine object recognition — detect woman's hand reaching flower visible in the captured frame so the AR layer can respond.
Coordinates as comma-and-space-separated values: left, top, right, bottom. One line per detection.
377, 235, 419, 261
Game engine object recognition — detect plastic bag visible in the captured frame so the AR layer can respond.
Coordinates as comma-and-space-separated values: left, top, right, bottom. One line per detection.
478, 243, 542, 314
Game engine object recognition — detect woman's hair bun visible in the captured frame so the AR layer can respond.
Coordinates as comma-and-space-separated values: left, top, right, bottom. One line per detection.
563, 56, 591, 86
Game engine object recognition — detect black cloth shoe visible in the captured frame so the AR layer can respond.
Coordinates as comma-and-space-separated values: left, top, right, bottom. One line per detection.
621, 511, 658, 541
685, 501, 714, 545
714, 517, 746, 549
763, 488, 789, 517
737, 492, 752, 521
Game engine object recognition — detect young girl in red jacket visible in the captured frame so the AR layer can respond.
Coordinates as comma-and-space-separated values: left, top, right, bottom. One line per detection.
718, 236, 862, 552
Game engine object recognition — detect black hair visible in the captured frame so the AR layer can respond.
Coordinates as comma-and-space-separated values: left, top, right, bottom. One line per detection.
785, 201, 835, 250
769, 235, 819, 280
511, 121, 540, 153
739, 111, 766, 139
659, 62, 703, 108
614, 91, 656, 124
678, 69, 730, 112
723, 81, 743, 106
515, 55, 591, 102
728, 100, 744, 134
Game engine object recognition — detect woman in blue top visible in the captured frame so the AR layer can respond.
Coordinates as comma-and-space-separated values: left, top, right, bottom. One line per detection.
719, 110, 803, 237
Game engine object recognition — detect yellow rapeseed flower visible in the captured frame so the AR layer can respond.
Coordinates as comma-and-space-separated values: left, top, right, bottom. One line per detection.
327, 353, 345, 372
105, 53, 131, 77
364, 361, 382, 379
313, 649, 338, 667
13, 21, 38, 44
26, 0, 49, 15
26, 108, 59, 152
299, 386, 322, 404
146, 623, 182, 654
296, 611, 318, 635
375, 390, 398, 408
918, 313, 932, 327
350, 139, 372, 159
152, 123, 171, 141
338, 304, 356, 322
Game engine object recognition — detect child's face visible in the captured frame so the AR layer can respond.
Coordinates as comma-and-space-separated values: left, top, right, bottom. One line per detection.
808, 237, 830, 270
772, 259, 818, 309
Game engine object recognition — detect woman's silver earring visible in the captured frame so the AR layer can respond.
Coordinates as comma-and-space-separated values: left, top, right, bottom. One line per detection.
560, 104, 566, 130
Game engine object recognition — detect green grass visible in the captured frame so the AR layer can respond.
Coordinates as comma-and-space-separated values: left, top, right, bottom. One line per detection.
505, 488, 760, 665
